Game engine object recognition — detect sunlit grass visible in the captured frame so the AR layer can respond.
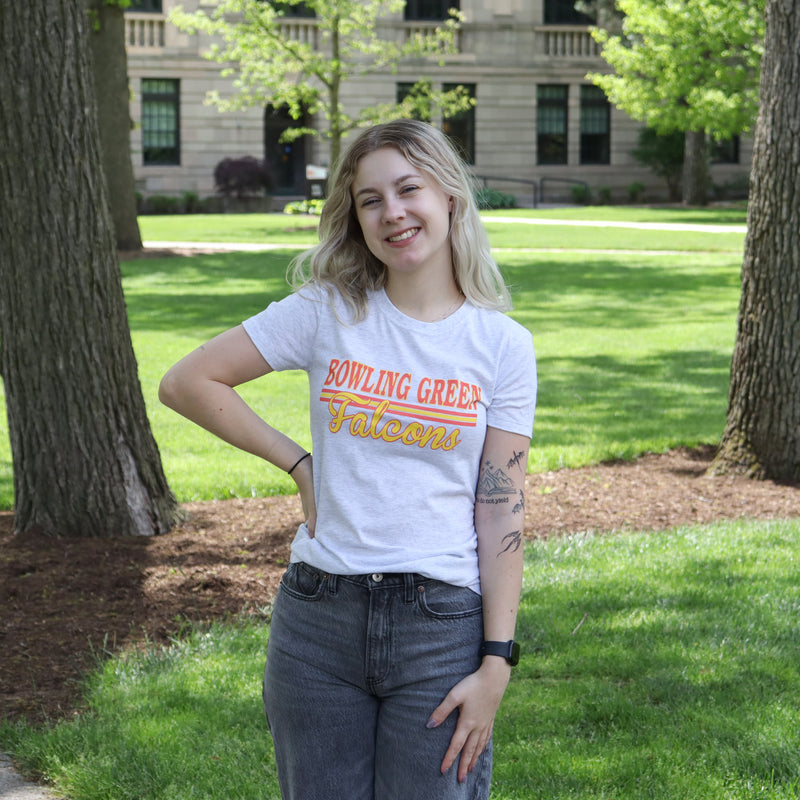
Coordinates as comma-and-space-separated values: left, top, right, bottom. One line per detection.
3, 518, 799, 800
0, 210, 744, 507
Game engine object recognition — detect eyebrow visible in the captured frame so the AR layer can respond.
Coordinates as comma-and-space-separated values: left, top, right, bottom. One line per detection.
353, 173, 422, 199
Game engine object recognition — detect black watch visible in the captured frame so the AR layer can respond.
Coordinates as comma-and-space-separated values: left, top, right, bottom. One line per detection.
479, 639, 520, 666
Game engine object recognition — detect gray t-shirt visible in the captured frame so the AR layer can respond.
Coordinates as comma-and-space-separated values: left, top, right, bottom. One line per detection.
243, 286, 536, 591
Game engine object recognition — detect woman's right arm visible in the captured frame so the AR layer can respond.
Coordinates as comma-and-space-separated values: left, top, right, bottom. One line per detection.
158, 325, 316, 531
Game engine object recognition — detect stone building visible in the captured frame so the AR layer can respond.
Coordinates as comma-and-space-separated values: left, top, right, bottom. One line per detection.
125, 0, 752, 206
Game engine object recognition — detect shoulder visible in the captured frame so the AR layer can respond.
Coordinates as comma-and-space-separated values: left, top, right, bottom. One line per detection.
465, 304, 533, 349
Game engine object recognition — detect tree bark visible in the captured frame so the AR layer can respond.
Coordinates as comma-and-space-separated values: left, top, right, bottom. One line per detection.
682, 129, 709, 205
710, 0, 800, 481
87, 0, 143, 251
0, 0, 178, 536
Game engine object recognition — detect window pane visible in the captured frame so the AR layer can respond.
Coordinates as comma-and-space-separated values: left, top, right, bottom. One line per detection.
142, 79, 179, 165
710, 136, 740, 164
404, 0, 459, 21
544, 0, 593, 24
443, 83, 475, 164
537, 85, 568, 165
397, 82, 433, 121
128, 0, 162, 12
580, 84, 610, 164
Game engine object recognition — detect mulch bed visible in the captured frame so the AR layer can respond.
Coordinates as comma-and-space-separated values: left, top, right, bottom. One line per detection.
2, 445, 799, 724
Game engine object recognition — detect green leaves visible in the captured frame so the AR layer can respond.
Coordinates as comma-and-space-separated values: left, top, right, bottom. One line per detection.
588, 0, 765, 138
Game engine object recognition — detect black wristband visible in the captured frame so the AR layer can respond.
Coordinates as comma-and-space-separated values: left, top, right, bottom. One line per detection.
479, 640, 520, 666
287, 452, 311, 475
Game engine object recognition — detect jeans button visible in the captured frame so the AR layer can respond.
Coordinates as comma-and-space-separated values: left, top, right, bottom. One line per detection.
371, 573, 383, 582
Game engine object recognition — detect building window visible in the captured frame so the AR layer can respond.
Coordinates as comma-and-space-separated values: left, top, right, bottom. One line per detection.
141, 79, 180, 166
443, 83, 475, 164
269, 0, 315, 15
580, 85, 610, 164
128, 0, 162, 11
544, 0, 593, 24
537, 85, 568, 165
404, 0, 459, 21
710, 136, 740, 164
397, 82, 433, 120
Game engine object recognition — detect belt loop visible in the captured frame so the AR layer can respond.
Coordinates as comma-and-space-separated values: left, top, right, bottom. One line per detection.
326, 573, 338, 595
403, 573, 415, 603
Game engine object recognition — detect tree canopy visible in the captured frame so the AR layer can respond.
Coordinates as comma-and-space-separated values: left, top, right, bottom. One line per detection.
170, 0, 472, 167
588, 0, 765, 140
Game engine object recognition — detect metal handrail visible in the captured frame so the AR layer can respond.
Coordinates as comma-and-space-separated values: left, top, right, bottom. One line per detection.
473, 174, 539, 208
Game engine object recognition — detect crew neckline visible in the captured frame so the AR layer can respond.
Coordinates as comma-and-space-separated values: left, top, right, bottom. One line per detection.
374, 287, 471, 332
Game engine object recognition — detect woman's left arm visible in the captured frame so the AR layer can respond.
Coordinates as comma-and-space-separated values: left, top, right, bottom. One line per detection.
428, 426, 530, 783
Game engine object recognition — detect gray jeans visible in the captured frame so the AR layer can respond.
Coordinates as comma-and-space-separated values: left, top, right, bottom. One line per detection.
263, 562, 492, 800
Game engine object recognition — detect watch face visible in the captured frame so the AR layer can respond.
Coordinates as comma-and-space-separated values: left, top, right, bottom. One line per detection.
509, 641, 521, 666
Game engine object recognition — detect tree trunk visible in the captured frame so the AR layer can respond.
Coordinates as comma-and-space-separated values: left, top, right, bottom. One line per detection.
710, 0, 800, 481
87, 0, 143, 251
682, 129, 709, 205
0, 0, 178, 536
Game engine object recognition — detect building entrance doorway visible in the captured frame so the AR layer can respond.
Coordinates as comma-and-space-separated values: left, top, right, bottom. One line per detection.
264, 105, 307, 195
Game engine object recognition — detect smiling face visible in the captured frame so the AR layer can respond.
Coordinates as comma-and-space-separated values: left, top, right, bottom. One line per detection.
351, 146, 454, 284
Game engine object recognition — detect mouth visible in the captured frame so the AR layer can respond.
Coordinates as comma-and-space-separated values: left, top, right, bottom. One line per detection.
386, 228, 420, 243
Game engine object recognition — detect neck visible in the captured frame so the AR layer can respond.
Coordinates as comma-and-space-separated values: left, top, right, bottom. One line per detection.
384, 274, 465, 322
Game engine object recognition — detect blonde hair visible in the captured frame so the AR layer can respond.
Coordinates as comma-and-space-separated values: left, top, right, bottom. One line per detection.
289, 119, 512, 320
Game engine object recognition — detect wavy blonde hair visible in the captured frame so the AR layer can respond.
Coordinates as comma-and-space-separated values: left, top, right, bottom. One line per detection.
289, 119, 511, 321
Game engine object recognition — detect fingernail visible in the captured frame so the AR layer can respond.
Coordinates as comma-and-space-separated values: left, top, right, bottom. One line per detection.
426, 718, 439, 729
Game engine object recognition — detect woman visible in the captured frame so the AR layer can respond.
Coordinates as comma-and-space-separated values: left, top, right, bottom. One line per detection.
159, 119, 536, 799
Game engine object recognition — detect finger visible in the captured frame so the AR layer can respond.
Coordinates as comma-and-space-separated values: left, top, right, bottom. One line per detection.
466, 728, 492, 776
440, 727, 468, 775
457, 731, 483, 783
426, 692, 459, 731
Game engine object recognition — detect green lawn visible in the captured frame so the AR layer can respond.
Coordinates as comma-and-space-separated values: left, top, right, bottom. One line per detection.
3, 207, 800, 800
0, 208, 744, 507
3, 518, 799, 799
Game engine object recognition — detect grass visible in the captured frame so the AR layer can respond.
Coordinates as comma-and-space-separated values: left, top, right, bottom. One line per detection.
3, 518, 799, 799
3, 205, 799, 799
0, 208, 745, 507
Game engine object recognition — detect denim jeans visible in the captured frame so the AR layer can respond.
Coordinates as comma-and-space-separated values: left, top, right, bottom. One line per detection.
263, 562, 492, 800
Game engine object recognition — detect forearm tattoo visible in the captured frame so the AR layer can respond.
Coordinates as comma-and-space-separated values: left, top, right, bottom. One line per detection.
476, 454, 527, 557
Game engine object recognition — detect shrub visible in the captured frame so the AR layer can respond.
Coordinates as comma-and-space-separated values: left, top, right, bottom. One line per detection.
627, 181, 646, 203
147, 195, 181, 215
596, 185, 612, 205
213, 156, 274, 198
474, 187, 517, 209
283, 199, 326, 215
181, 191, 200, 213
571, 184, 591, 205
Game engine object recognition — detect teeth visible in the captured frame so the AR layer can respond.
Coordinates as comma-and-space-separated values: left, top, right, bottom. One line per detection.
388, 228, 419, 242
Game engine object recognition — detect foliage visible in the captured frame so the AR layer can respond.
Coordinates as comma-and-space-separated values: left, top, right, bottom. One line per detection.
626, 181, 646, 203
283, 198, 325, 215
170, 0, 473, 166
632, 126, 685, 201
213, 156, 274, 198
571, 184, 591, 205
474, 187, 517, 210
588, 0, 765, 139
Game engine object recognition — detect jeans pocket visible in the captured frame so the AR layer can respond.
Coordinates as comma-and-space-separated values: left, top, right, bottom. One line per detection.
279, 562, 326, 601
416, 580, 483, 620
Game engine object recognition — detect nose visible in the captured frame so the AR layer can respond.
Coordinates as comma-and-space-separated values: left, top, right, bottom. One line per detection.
382, 195, 405, 223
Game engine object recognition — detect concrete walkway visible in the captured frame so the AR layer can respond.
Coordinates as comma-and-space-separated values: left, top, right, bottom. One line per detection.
0, 753, 61, 800
486, 216, 747, 234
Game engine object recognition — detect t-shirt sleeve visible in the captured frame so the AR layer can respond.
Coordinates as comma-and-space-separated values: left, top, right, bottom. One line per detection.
487, 324, 537, 437
241, 289, 320, 372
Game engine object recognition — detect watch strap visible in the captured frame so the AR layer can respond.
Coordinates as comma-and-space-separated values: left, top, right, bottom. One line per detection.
479, 639, 520, 666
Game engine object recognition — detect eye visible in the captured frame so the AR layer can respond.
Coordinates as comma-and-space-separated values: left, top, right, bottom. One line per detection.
400, 184, 420, 195
360, 196, 381, 208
